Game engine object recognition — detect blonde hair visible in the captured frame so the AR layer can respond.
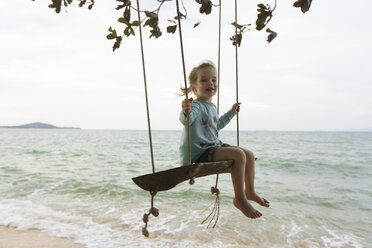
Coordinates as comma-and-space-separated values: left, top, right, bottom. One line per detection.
180, 60, 216, 96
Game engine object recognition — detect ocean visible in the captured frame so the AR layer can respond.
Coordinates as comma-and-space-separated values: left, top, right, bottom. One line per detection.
0, 129, 371, 247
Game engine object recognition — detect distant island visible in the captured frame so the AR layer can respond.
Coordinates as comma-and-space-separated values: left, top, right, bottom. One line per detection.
0, 122, 80, 129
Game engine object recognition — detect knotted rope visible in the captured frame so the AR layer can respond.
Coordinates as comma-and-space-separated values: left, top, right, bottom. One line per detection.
142, 191, 159, 237
136, 0, 158, 237
201, 0, 223, 229
202, 0, 240, 229
201, 186, 220, 228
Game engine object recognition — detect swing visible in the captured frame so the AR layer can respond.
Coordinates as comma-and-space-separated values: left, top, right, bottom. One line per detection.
132, 0, 241, 236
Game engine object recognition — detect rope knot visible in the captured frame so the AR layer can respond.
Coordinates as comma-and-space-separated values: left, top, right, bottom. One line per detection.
142, 213, 149, 223
189, 177, 195, 185
211, 186, 220, 195
150, 207, 159, 217
142, 227, 149, 237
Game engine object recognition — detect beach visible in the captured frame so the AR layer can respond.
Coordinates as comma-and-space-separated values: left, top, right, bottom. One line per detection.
0, 226, 84, 248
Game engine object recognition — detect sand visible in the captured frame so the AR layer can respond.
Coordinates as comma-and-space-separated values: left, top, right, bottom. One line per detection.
0, 226, 85, 248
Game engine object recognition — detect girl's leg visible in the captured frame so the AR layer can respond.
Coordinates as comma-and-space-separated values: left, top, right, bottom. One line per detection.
213, 147, 262, 219
241, 148, 270, 207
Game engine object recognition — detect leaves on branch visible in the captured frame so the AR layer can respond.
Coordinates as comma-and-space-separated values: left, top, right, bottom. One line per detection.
266, 28, 277, 43
116, 0, 131, 11
107, 27, 123, 51
144, 11, 162, 38
230, 33, 242, 47
230, 22, 251, 47
256, 3, 273, 31
293, 0, 312, 13
40, 0, 313, 50
47, 0, 95, 14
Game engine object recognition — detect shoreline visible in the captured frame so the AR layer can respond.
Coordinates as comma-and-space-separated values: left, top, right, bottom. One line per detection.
0, 226, 85, 248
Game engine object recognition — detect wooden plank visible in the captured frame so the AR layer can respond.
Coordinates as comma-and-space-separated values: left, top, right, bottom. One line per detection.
132, 160, 233, 192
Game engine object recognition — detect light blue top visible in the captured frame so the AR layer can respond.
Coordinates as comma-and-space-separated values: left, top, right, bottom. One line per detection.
179, 99, 236, 166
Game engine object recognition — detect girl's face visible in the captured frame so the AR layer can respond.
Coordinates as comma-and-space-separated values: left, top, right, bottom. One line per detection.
192, 66, 217, 102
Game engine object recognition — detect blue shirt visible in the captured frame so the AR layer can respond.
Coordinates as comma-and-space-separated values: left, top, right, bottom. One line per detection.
179, 99, 235, 166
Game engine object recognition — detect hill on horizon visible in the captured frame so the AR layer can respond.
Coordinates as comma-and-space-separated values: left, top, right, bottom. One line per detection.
0, 122, 80, 129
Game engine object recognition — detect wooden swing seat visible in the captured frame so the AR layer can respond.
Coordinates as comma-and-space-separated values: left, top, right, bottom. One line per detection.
132, 160, 233, 192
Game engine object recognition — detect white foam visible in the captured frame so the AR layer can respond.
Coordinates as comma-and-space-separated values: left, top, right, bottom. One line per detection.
0, 198, 134, 248
321, 225, 364, 248
28, 180, 66, 198
0, 198, 235, 248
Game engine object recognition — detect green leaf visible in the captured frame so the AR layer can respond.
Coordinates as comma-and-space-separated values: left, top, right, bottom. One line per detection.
230, 33, 242, 47
167, 25, 177, 34
144, 17, 158, 28
106, 27, 118, 40
193, 22, 200, 28
256, 3, 272, 31
145, 11, 157, 19
168, 19, 177, 24
266, 28, 277, 43
79, 0, 86, 7
116, 4, 125, 10
149, 27, 162, 39
48, 0, 62, 13
124, 6, 130, 22
293, 0, 312, 13
197, 0, 212, 15
231, 22, 243, 30
118, 17, 128, 24
124, 26, 135, 37
107, 33, 117, 40
174, 11, 186, 20
113, 36, 122, 51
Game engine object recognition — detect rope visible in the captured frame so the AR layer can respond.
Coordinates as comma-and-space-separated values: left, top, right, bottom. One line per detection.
203, 0, 222, 229
142, 191, 159, 237
136, 0, 158, 237
201, 186, 220, 228
203, 0, 240, 229
175, 0, 194, 184
235, 0, 240, 147
217, 0, 222, 115
136, 0, 155, 174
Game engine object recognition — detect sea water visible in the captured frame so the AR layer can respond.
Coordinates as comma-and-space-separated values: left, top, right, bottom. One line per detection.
0, 129, 371, 247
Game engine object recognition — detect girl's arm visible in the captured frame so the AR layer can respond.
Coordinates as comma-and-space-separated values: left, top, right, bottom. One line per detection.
217, 102, 241, 130
179, 98, 200, 125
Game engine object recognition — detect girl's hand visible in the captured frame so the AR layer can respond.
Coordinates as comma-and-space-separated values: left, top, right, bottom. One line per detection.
182, 98, 193, 115
231, 102, 241, 114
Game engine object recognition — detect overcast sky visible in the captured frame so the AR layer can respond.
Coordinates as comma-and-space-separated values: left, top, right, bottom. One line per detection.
1, 0, 371, 131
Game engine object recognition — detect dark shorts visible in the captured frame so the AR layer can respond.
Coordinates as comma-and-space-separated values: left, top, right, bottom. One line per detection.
195, 143, 230, 163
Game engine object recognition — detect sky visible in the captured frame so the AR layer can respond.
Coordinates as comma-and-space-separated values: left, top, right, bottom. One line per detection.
0, 0, 371, 131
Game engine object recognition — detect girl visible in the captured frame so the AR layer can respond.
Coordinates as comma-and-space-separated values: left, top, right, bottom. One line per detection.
179, 61, 269, 219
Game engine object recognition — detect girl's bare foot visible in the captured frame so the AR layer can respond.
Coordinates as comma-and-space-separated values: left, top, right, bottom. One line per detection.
246, 192, 270, 207
233, 198, 262, 219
